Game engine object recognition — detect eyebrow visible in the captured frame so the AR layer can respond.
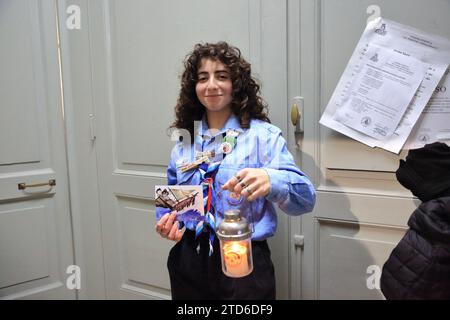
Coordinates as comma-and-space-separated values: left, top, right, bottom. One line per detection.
197, 70, 229, 75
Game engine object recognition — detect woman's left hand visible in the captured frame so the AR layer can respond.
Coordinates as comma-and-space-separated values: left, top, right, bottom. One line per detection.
221, 168, 271, 202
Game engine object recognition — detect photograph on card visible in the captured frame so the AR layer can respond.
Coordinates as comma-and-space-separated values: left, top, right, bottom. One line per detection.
155, 185, 204, 223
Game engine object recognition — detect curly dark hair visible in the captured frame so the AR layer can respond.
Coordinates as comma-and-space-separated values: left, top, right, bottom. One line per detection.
171, 41, 270, 141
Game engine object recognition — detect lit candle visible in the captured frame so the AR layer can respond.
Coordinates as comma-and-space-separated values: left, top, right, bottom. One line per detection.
223, 241, 250, 277
217, 210, 254, 278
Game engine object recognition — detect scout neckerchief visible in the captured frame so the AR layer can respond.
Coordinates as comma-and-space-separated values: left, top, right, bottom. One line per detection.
178, 129, 240, 256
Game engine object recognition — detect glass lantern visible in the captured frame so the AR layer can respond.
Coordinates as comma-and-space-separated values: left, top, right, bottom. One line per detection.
217, 210, 253, 278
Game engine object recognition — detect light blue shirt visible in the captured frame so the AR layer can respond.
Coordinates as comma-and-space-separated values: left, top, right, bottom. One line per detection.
156, 114, 316, 240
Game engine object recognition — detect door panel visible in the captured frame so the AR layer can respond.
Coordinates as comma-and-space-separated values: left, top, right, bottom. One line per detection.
317, 219, 405, 300
0, 0, 75, 299
0, 204, 49, 289
290, 0, 450, 299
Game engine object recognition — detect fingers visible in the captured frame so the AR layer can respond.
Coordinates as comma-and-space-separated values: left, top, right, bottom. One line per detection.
174, 228, 184, 242
155, 212, 170, 235
233, 176, 254, 195
167, 221, 180, 241
221, 168, 249, 192
244, 182, 269, 202
221, 168, 270, 201
155, 211, 177, 239
240, 181, 258, 200
222, 168, 257, 195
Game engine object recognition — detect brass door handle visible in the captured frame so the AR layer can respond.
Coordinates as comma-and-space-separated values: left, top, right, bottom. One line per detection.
291, 102, 301, 126
18, 179, 56, 190
290, 97, 304, 133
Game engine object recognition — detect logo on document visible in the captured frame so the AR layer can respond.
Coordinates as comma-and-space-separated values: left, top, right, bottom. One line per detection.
374, 23, 387, 36
418, 134, 430, 143
370, 53, 379, 63
361, 116, 372, 127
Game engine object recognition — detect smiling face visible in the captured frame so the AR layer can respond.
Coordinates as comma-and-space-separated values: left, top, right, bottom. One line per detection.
195, 58, 233, 114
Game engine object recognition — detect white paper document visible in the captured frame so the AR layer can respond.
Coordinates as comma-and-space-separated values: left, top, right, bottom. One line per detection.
406, 68, 450, 149
320, 17, 450, 153
376, 63, 449, 152
333, 44, 427, 140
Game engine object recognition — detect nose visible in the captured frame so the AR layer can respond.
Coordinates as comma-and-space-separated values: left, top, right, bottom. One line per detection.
206, 76, 219, 91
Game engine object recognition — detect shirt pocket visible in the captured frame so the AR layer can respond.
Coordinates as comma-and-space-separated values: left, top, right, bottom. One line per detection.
215, 166, 254, 222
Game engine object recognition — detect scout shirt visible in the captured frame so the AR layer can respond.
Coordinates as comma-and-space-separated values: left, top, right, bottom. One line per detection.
156, 114, 316, 240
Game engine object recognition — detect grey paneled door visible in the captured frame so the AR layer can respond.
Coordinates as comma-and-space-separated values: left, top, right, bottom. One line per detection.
0, 0, 75, 299
289, 0, 450, 299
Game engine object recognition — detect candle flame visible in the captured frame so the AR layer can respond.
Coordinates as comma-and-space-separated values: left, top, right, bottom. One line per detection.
223, 242, 247, 267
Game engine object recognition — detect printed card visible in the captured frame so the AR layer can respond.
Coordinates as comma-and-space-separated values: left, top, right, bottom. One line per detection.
155, 185, 204, 223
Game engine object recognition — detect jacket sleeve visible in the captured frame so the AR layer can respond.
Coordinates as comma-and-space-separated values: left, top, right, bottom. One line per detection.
262, 130, 316, 216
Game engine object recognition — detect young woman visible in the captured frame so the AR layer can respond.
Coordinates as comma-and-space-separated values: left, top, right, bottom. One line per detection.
155, 42, 316, 299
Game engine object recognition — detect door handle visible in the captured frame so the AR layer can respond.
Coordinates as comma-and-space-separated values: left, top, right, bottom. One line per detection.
18, 179, 56, 190
291, 102, 300, 126
290, 96, 304, 134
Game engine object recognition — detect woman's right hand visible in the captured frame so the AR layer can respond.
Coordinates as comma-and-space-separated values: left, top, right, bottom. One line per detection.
155, 211, 184, 242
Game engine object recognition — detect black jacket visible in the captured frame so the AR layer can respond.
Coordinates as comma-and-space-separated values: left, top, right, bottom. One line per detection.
380, 197, 450, 300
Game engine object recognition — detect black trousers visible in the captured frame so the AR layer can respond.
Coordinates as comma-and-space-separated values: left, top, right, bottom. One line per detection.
167, 229, 276, 300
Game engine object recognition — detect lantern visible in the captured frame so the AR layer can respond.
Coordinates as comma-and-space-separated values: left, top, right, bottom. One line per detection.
217, 210, 253, 278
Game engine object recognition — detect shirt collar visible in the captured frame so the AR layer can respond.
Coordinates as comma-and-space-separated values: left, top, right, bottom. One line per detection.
197, 113, 244, 139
